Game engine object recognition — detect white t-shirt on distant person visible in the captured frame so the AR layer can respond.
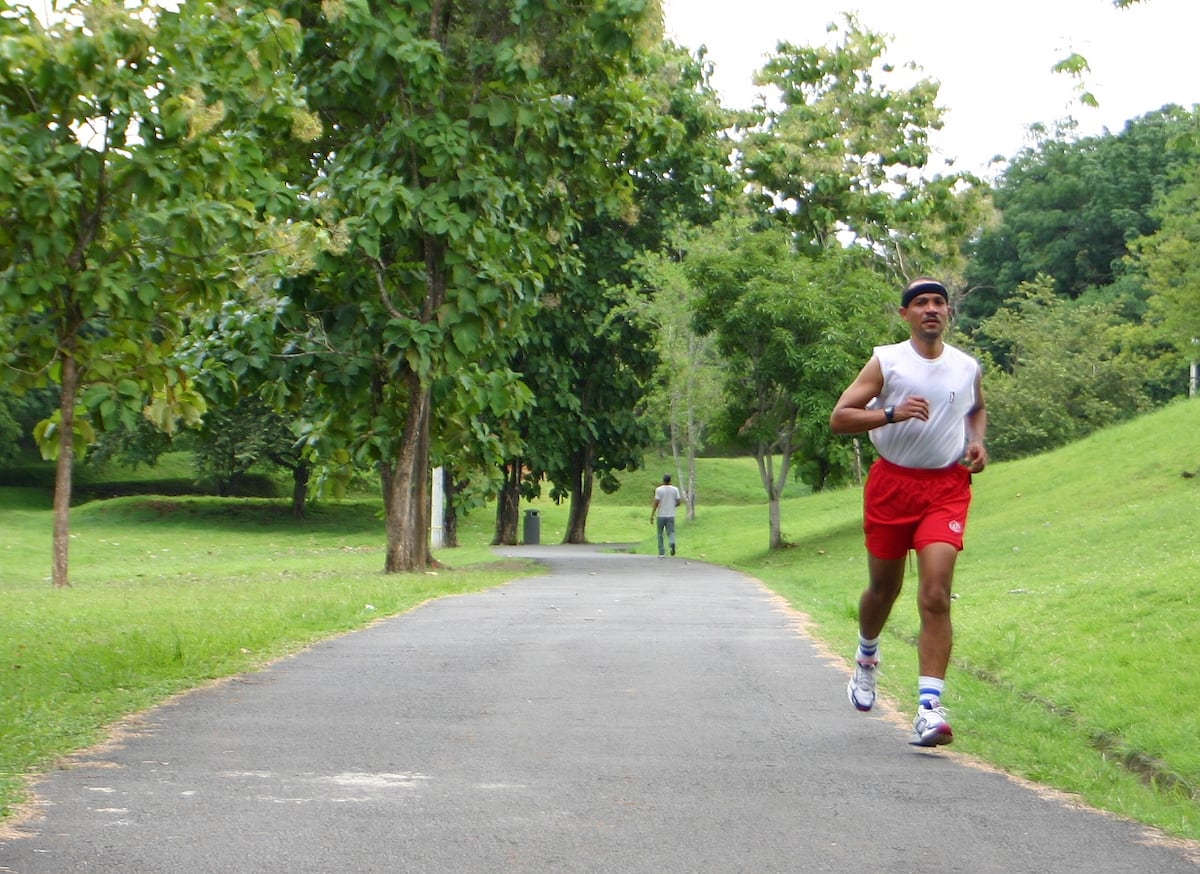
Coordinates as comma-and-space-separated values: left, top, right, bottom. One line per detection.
654, 483, 682, 518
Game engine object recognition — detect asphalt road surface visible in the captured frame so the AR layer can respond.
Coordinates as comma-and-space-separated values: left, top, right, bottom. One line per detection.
2, 545, 1197, 873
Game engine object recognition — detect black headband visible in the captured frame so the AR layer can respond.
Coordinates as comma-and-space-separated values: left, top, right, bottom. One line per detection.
901, 278, 949, 307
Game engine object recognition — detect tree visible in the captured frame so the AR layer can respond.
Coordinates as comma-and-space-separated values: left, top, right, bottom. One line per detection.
0, 1, 311, 586
629, 230, 724, 520
738, 14, 980, 269
501, 39, 733, 545
271, 0, 664, 569
427, 350, 531, 548
690, 219, 894, 548
1130, 159, 1200, 396
962, 106, 1199, 331
517, 278, 656, 544
972, 277, 1152, 459
188, 395, 309, 508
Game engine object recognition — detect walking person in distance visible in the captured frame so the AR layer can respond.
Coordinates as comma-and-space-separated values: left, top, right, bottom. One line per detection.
650, 474, 686, 557
829, 277, 988, 746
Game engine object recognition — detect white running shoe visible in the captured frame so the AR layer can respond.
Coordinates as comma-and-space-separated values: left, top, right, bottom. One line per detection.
909, 701, 954, 746
847, 659, 878, 712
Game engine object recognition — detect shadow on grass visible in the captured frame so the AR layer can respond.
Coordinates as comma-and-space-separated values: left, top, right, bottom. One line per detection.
74, 495, 383, 535
0, 460, 284, 505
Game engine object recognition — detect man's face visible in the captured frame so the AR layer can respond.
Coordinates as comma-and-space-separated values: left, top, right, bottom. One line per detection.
901, 293, 950, 336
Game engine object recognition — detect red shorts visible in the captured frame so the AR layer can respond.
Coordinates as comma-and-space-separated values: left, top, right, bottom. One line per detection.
863, 458, 973, 560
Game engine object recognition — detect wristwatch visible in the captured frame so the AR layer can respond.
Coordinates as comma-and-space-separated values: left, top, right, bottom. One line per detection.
884, 405, 896, 424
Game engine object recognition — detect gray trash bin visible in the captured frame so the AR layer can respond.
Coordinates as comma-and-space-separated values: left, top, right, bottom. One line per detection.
523, 509, 540, 545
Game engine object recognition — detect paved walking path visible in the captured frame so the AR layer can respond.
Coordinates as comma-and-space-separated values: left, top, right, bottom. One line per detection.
2, 546, 1197, 873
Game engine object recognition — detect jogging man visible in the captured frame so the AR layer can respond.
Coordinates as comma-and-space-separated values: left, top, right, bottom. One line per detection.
829, 277, 988, 746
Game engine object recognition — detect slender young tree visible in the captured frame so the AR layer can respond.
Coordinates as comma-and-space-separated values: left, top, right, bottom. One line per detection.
690, 219, 894, 548
631, 227, 729, 521
0, 1, 311, 586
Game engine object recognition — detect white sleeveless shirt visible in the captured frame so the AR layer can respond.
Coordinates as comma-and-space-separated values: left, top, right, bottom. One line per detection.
868, 340, 981, 469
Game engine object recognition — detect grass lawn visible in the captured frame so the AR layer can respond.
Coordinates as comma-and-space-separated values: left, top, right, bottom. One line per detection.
2, 398, 1199, 841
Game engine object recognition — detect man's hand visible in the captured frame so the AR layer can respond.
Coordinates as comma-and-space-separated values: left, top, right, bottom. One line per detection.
898, 395, 930, 422
962, 441, 988, 474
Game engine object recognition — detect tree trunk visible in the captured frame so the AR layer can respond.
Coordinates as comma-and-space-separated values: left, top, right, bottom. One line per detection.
669, 420, 687, 517
564, 451, 593, 544
769, 447, 793, 550
492, 459, 521, 546
686, 444, 697, 521
685, 400, 698, 521
442, 467, 459, 548
755, 444, 793, 551
291, 461, 309, 519
51, 345, 78, 589
768, 493, 783, 550
383, 371, 431, 572
380, 226, 449, 571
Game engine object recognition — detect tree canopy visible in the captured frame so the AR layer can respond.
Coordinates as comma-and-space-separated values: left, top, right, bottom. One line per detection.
962, 106, 1198, 330
0, 0, 311, 585
261, 0, 675, 569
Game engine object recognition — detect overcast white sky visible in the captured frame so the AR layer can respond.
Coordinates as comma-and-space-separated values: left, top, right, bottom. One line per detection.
662, 0, 1199, 176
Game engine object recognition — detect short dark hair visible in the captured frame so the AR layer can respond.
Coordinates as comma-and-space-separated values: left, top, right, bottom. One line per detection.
662, 474, 671, 483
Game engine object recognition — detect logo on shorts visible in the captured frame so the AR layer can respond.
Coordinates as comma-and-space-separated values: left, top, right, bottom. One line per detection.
948, 520, 963, 534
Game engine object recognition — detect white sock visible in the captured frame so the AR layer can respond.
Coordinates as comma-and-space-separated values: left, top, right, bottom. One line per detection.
857, 636, 880, 662
918, 676, 945, 708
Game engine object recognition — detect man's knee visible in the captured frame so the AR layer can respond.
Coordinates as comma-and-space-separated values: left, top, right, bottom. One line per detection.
917, 586, 952, 617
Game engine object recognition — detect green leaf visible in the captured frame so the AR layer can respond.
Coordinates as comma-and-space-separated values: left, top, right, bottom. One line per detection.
487, 98, 514, 128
